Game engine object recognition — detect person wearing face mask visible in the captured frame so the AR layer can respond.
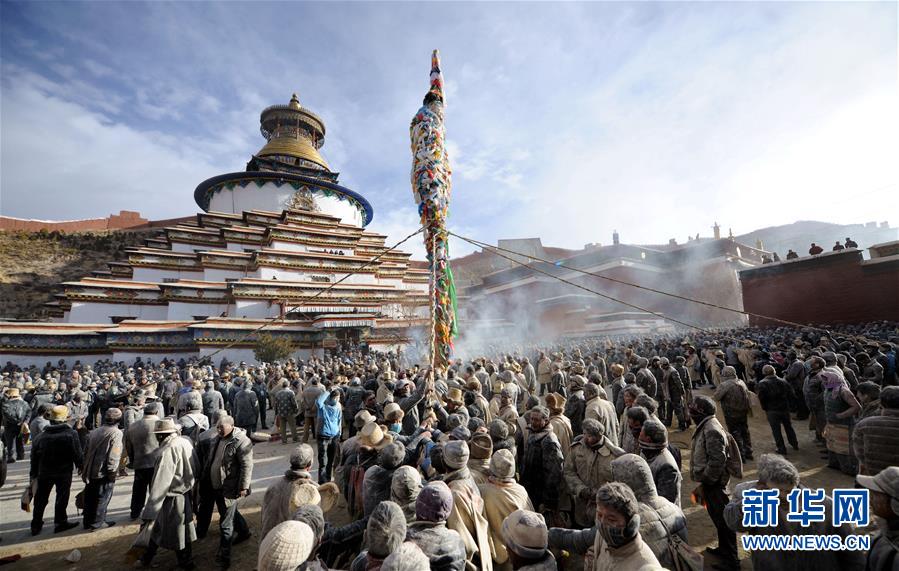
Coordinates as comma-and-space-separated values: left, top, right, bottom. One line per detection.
520, 407, 564, 517
620, 406, 649, 455
383, 402, 406, 438
689, 395, 739, 570
592, 482, 660, 570
639, 419, 682, 507
611, 453, 687, 568
135, 418, 196, 570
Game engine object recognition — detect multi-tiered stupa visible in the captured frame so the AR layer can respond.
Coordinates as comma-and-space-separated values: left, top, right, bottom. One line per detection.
0, 94, 429, 366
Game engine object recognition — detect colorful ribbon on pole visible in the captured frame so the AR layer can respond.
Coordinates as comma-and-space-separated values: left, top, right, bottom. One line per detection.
410, 50, 458, 371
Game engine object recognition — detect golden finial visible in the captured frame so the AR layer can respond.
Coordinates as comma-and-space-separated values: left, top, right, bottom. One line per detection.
289, 93, 301, 110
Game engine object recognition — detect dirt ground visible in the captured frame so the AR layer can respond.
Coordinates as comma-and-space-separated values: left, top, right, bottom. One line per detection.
0, 387, 857, 570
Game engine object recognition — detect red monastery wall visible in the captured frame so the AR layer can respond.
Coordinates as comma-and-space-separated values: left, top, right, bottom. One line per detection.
0, 211, 148, 232
740, 250, 899, 326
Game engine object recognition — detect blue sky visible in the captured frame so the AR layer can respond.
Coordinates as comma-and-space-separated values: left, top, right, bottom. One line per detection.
1, 1, 896, 259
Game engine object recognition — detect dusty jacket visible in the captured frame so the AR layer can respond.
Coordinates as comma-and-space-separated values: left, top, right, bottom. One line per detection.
724, 480, 865, 571
689, 415, 729, 486
853, 408, 899, 475
232, 389, 258, 427
520, 553, 558, 570
30, 422, 83, 479
176, 390, 202, 417
479, 478, 534, 565
714, 377, 751, 417
757, 375, 794, 413
202, 389, 225, 417
126, 414, 160, 470
406, 521, 467, 571
645, 448, 682, 507
205, 427, 253, 498
635, 368, 657, 398
865, 520, 899, 571
564, 392, 587, 437
592, 532, 661, 571
522, 429, 565, 510
302, 382, 325, 416
2, 398, 30, 426
362, 464, 397, 517
549, 414, 574, 456
443, 467, 493, 571
259, 469, 315, 543
564, 435, 623, 527
142, 433, 197, 551
82, 424, 123, 482
538, 359, 552, 385
585, 397, 619, 444
611, 454, 688, 568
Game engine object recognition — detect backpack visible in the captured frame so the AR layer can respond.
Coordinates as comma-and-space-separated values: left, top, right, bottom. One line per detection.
725, 432, 744, 478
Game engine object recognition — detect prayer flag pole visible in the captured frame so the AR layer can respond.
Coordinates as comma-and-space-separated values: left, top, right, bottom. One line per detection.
410, 50, 458, 373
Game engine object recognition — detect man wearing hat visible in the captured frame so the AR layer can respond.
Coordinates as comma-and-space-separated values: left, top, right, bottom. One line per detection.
639, 419, 682, 507
437, 440, 493, 571
260, 444, 317, 542
136, 417, 197, 570
202, 381, 225, 427
362, 442, 406, 516
203, 414, 254, 568
688, 395, 738, 568
30, 405, 82, 535
564, 418, 624, 527
2, 387, 30, 463
858, 467, 899, 571
406, 480, 467, 570
520, 407, 564, 517
273, 379, 300, 444
584, 383, 619, 443
501, 509, 556, 570
467, 433, 493, 484
545, 394, 573, 455
301, 376, 325, 444
257, 520, 314, 571
126, 403, 161, 520
479, 449, 533, 570
81, 407, 124, 530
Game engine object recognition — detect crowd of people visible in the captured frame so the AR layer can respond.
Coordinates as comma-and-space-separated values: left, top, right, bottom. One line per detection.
1, 320, 898, 571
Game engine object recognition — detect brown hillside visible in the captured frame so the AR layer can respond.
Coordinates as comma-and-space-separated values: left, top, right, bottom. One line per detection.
0, 230, 153, 320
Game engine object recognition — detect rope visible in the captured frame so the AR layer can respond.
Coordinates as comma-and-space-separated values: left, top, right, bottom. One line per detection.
450, 231, 829, 333
201, 226, 425, 360
450, 232, 709, 332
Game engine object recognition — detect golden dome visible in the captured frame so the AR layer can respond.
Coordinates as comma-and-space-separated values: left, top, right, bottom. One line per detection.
257, 135, 330, 170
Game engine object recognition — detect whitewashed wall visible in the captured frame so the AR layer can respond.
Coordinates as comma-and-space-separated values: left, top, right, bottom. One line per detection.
166, 302, 230, 321
132, 267, 203, 282
207, 183, 365, 227
233, 300, 280, 319
204, 267, 250, 282
67, 302, 168, 323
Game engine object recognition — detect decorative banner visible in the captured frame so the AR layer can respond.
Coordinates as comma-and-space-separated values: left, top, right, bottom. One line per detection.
410, 50, 458, 371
